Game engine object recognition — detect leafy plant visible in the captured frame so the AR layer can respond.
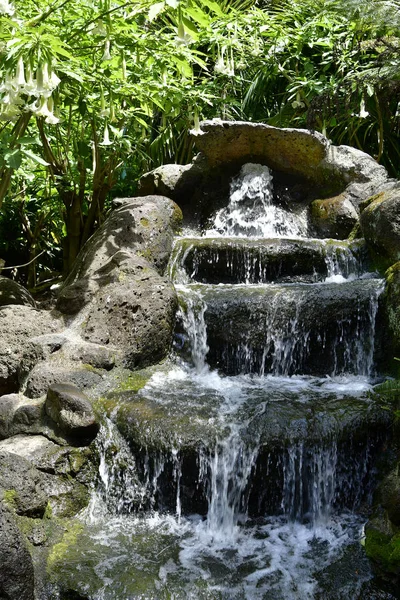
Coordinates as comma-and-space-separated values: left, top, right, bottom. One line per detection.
1, 0, 400, 284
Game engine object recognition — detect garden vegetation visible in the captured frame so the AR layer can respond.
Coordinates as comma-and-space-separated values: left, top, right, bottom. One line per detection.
0, 0, 399, 286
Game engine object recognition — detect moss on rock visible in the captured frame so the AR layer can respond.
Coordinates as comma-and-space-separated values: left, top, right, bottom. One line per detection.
365, 522, 400, 578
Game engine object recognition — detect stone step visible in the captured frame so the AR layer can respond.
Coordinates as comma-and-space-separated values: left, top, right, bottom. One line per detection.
170, 237, 369, 284
176, 278, 384, 376
102, 374, 391, 519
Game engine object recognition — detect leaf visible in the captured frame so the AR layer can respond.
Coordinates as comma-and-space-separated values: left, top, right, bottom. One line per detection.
165, 0, 179, 6
21, 149, 49, 166
17, 136, 40, 145
185, 6, 210, 27
173, 56, 193, 78
51, 44, 73, 59
57, 67, 84, 83
5, 149, 22, 170
199, 0, 224, 17
182, 16, 199, 39
148, 2, 165, 21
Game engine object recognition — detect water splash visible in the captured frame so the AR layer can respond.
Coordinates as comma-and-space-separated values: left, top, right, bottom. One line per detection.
208, 164, 307, 238
323, 240, 369, 282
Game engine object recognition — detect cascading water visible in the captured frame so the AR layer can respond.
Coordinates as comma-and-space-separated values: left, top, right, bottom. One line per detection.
208, 163, 308, 238
54, 164, 393, 600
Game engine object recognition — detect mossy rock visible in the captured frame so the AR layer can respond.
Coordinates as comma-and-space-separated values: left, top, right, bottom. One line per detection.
384, 262, 400, 358
365, 519, 400, 579
361, 185, 400, 265
112, 392, 221, 453
310, 194, 359, 239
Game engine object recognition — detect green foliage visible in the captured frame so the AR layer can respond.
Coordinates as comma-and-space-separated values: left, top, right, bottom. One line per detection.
1, 0, 400, 282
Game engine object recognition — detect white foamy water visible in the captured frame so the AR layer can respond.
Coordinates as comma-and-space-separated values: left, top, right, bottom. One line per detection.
69, 501, 369, 600
208, 164, 308, 238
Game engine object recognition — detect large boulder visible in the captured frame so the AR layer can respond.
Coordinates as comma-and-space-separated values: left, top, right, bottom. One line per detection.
310, 194, 359, 239
0, 305, 61, 395
360, 184, 400, 265
0, 276, 36, 307
0, 451, 47, 517
82, 269, 177, 370
0, 501, 35, 600
139, 122, 391, 234
191, 121, 389, 195
56, 196, 181, 371
57, 195, 182, 315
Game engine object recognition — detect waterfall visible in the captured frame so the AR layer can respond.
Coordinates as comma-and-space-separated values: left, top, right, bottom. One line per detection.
209, 163, 308, 238
60, 163, 391, 600
177, 285, 209, 372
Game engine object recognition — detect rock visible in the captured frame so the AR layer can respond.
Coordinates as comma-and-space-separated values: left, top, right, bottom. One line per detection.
0, 434, 62, 466
360, 184, 400, 265
192, 121, 389, 195
0, 501, 35, 600
310, 194, 359, 239
25, 361, 103, 399
61, 340, 121, 370
0, 434, 95, 518
0, 275, 36, 307
138, 159, 209, 212
30, 333, 68, 356
0, 305, 61, 395
380, 468, 400, 527
170, 237, 368, 284
383, 262, 400, 358
139, 122, 390, 231
0, 450, 47, 517
0, 393, 48, 440
55, 197, 180, 371
365, 511, 400, 583
57, 195, 182, 315
45, 383, 99, 444
0, 390, 97, 444
0, 393, 19, 438
82, 272, 177, 370
138, 163, 201, 201
25, 336, 120, 394
185, 278, 383, 376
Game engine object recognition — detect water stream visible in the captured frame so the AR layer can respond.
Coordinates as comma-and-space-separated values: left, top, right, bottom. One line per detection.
53, 164, 393, 599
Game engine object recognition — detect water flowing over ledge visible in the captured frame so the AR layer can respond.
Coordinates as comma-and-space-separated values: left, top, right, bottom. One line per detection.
48, 162, 394, 600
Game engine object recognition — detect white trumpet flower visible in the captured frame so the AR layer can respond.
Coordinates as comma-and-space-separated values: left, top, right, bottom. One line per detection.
0, 73, 16, 94
35, 62, 52, 97
44, 97, 59, 124
100, 124, 113, 145
0, 0, 14, 15
49, 70, 61, 89
0, 102, 20, 121
102, 40, 112, 61
214, 47, 235, 77
35, 95, 59, 124
90, 19, 107, 37
99, 88, 110, 118
15, 57, 26, 87
358, 99, 369, 119
23, 65, 36, 94
175, 21, 192, 46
